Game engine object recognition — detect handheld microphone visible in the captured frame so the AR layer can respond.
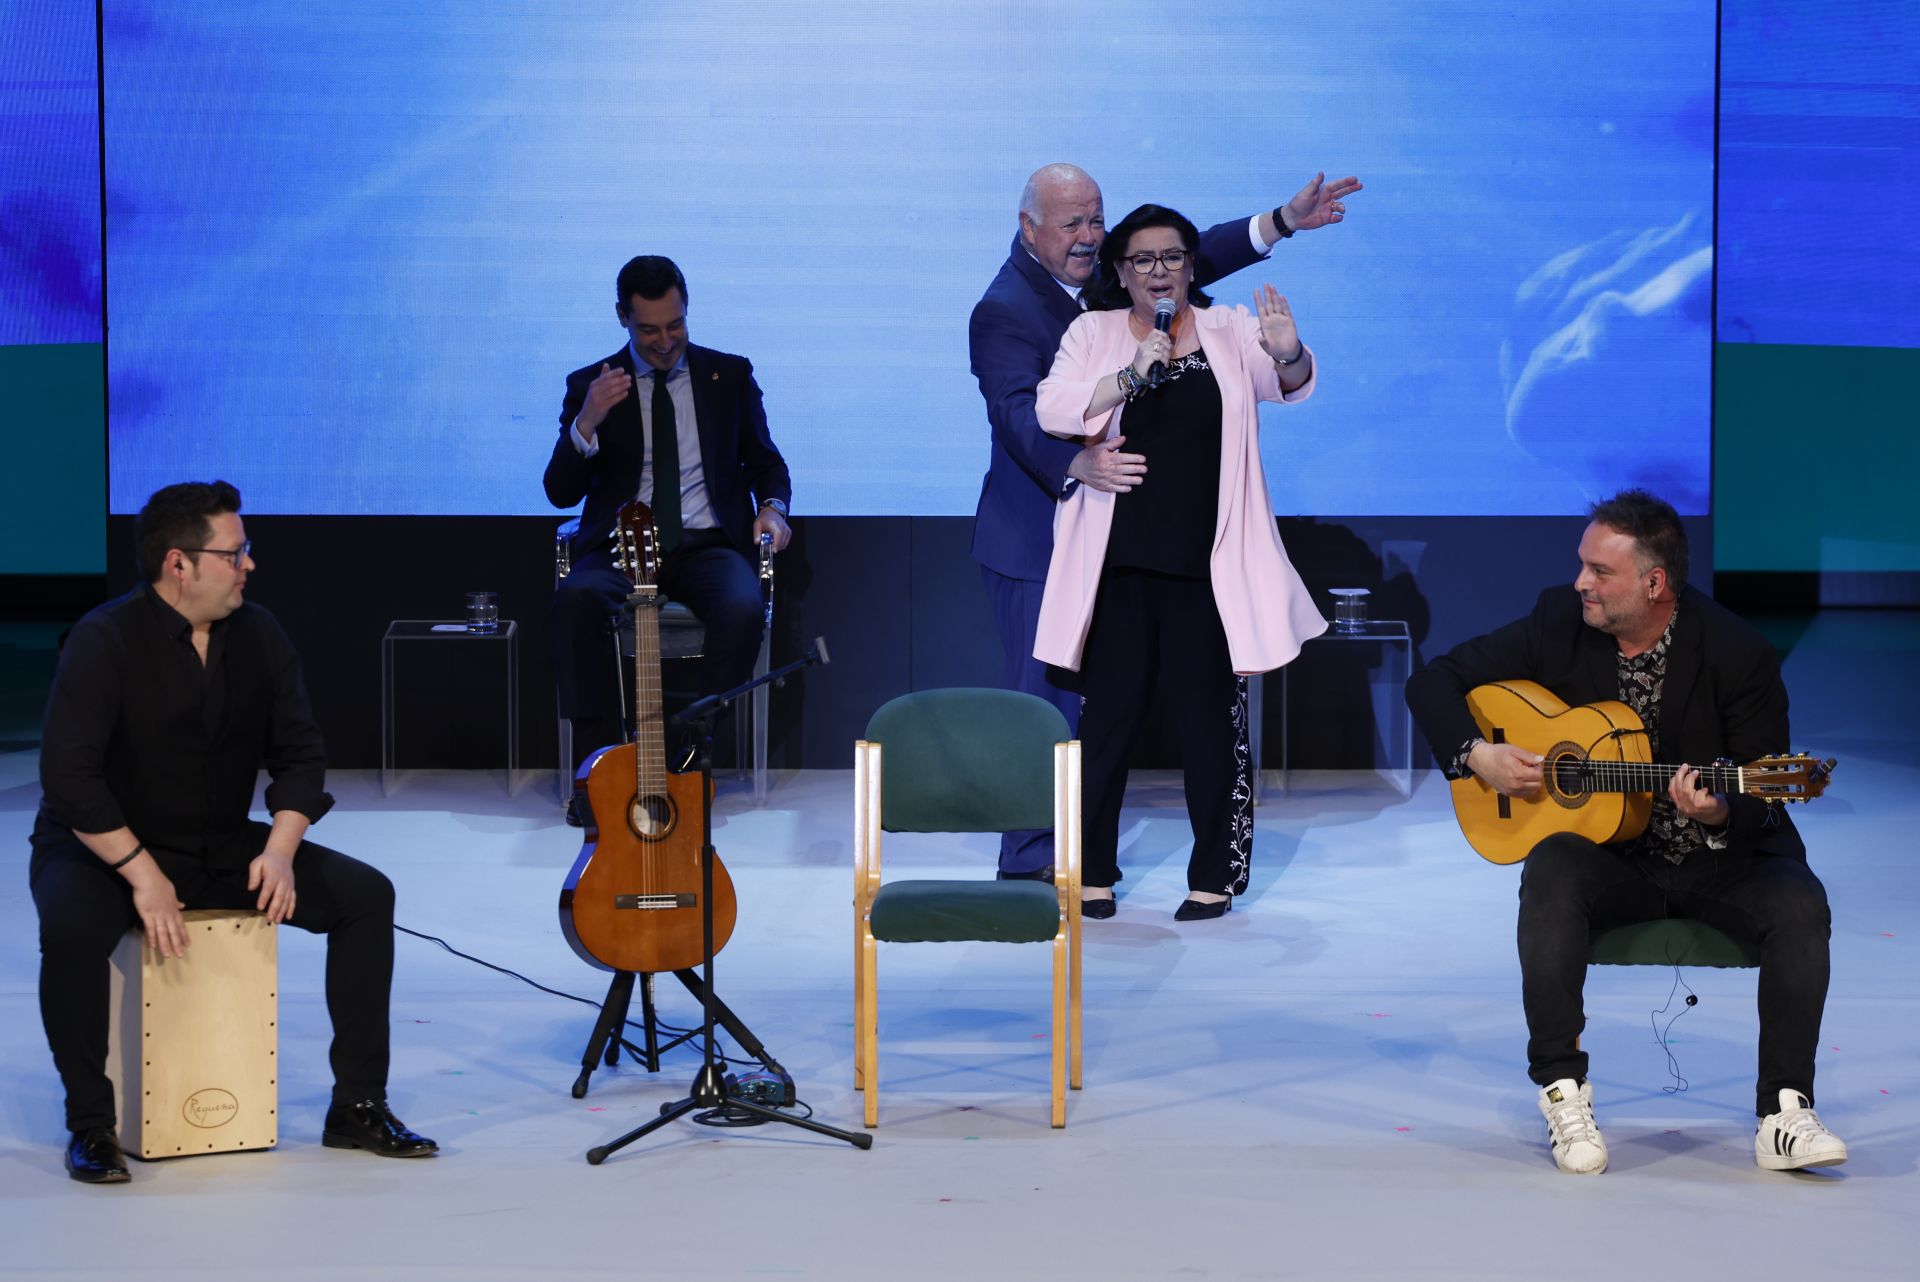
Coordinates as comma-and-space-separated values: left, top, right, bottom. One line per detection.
1148, 297, 1176, 387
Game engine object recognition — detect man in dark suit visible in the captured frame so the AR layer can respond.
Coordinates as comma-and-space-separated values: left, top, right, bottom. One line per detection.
970, 163, 1360, 877
1405, 490, 1847, 1176
546, 256, 792, 799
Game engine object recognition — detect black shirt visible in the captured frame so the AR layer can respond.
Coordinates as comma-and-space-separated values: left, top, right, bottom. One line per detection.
1106, 352, 1223, 578
33, 584, 333, 869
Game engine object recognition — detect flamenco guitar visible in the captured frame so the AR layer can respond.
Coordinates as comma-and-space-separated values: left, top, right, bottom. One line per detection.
558, 500, 738, 973
1451, 680, 1834, 865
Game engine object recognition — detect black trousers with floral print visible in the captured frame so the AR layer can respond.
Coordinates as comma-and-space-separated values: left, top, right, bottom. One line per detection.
1076, 567, 1253, 895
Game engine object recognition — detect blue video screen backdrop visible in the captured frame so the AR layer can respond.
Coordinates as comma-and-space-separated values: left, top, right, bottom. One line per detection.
1, 1, 106, 574
102, 1, 1716, 518
0, 1, 99, 348
1718, 0, 1919, 350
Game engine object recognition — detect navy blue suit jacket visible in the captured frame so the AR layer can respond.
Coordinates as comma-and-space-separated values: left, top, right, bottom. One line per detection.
968, 222, 1266, 581
544, 342, 792, 557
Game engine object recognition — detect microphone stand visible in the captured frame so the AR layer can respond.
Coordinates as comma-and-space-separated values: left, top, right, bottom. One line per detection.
587, 639, 871, 1163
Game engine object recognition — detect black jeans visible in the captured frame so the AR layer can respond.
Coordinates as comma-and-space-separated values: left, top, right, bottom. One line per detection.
31, 831, 396, 1132
553, 530, 763, 767
1077, 568, 1252, 895
1516, 831, 1831, 1116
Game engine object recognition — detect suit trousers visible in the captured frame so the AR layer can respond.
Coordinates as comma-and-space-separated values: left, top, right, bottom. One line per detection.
981, 565, 1083, 874
1077, 568, 1253, 894
552, 529, 763, 767
1516, 831, 1831, 1116
31, 830, 396, 1132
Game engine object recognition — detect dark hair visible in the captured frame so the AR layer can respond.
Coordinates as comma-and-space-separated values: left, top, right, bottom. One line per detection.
1085, 203, 1214, 312
615, 255, 688, 316
136, 481, 242, 582
1588, 488, 1688, 593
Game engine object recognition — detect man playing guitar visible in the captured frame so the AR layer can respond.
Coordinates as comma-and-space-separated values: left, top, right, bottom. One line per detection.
1405, 490, 1848, 1175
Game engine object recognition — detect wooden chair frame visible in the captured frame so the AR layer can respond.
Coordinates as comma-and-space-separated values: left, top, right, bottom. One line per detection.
853, 738, 1082, 1128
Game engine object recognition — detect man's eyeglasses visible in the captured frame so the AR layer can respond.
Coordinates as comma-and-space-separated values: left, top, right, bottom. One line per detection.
1124, 250, 1189, 275
180, 541, 251, 565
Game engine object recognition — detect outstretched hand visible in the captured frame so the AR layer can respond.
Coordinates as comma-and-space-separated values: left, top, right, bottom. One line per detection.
1283, 172, 1361, 233
1254, 284, 1302, 362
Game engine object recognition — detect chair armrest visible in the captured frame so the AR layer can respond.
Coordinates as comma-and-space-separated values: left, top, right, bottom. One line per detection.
853, 741, 884, 913
555, 517, 581, 581
1054, 740, 1082, 900
757, 533, 775, 632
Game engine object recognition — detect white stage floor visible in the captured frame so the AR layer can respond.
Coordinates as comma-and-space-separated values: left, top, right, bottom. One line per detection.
1, 610, 1915, 1280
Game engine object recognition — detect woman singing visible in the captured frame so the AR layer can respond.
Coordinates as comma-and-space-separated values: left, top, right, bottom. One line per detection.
1033, 204, 1326, 920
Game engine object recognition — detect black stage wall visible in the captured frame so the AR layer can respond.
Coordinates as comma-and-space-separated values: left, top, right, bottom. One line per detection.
84, 513, 1711, 777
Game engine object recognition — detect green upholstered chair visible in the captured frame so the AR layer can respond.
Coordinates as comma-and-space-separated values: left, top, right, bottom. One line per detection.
1590, 919, 1761, 968
853, 689, 1083, 1128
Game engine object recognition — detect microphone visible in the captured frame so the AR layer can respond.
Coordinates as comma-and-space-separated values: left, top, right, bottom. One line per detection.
1148, 297, 1176, 387
811, 637, 832, 667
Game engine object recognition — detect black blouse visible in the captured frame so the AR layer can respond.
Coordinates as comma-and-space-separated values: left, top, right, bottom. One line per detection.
1105, 352, 1223, 579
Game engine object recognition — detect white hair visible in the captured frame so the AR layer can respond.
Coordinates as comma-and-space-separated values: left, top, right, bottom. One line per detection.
1018, 163, 1097, 223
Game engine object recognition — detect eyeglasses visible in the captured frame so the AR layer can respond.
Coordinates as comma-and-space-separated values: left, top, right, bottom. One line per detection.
180, 541, 251, 565
1124, 250, 1189, 275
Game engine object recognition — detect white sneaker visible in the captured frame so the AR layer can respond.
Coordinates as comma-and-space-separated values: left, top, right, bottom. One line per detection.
1538, 1078, 1608, 1174
1755, 1089, 1849, 1171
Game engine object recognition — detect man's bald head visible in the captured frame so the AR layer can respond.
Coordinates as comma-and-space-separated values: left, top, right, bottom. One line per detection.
1017, 164, 1106, 288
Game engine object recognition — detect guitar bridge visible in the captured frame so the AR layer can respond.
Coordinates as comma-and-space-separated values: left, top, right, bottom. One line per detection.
613, 893, 697, 910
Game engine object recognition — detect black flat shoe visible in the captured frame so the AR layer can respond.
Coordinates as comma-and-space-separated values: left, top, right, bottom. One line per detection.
996, 866, 1055, 883
65, 1128, 130, 1184
1081, 896, 1117, 920
1174, 897, 1231, 922
322, 1100, 439, 1158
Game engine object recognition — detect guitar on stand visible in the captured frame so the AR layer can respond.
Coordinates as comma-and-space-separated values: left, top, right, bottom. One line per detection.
560, 499, 737, 977
1449, 680, 1835, 864
558, 500, 764, 1100
581, 558, 867, 1160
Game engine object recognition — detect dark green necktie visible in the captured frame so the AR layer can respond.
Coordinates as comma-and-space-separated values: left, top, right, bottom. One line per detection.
651, 367, 682, 551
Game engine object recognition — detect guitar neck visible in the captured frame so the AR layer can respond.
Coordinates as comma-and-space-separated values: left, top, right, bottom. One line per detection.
632, 591, 667, 796
1560, 761, 1745, 794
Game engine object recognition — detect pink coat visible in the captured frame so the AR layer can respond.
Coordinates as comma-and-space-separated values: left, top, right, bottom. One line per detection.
1032, 304, 1328, 675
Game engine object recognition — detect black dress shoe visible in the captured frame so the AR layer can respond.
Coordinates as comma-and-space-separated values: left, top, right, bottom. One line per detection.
1174, 896, 1231, 921
65, 1128, 130, 1184
564, 794, 589, 828
1081, 895, 1117, 920
322, 1100, 439, 1158
996, 866, 1055, 883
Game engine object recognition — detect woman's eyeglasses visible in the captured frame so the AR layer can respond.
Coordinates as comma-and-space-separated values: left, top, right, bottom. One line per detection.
1124, 250, 1188, 275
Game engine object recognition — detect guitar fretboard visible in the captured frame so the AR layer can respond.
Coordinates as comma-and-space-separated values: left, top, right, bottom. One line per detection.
1551, 760, 1743, 794
632, 588, 666, 799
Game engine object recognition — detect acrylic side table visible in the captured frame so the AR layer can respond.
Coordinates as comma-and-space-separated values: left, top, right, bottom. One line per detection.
381, 620, 518, 795
1248, 619, 1413, 799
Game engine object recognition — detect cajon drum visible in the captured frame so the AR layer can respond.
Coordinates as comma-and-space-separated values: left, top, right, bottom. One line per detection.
107, 908, 279, 1158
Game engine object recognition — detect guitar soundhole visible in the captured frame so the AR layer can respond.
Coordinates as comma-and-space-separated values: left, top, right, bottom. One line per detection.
628, 793, 677, 839
1545, 744, 1588, 810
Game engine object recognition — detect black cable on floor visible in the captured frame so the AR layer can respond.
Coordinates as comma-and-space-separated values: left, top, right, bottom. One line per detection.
393, 923, 761, 1068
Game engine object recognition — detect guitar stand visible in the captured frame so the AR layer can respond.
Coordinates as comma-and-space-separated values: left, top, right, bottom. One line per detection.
586, 641, 871, 1163
570, 967, 777, 1099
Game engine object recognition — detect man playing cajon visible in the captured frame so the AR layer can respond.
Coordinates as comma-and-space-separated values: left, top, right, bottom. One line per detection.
30, 481, 437, 1183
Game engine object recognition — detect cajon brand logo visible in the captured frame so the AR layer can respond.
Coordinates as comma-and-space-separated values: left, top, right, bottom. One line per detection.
184, 1088, 239, 1128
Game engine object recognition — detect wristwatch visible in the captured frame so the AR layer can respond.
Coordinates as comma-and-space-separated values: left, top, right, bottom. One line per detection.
758, 497, 789, 518
1270, 205, 1295, 239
